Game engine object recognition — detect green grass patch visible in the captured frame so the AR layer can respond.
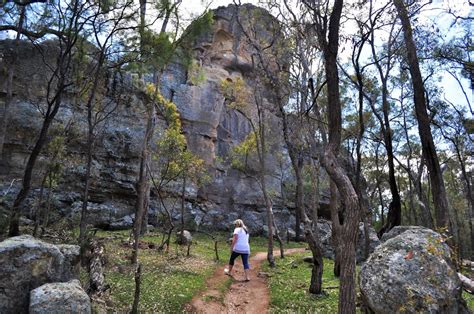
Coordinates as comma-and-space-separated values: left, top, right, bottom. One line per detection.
464, 291, 474, 311
87, 229, 304, 312
95, 230, 229, 312
262, 252, 339, 313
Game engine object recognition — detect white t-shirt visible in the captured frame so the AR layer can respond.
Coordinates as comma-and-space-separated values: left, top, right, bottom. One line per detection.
233, 227, 250, 254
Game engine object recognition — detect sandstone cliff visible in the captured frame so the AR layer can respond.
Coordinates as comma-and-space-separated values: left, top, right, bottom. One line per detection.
0, 4, 328, 235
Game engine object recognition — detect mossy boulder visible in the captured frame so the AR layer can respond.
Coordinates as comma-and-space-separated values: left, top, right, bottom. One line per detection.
359, 226, 468, 313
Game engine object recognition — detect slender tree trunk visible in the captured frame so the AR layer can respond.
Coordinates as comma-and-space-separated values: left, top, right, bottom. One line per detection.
33, 172, 47, 237
330, 181, 341, 277
307, 158, 324, 294
181, 176, 186, 233
262, 183, 275, 267
41, 176, 53, 237
309, 0, 360, 310
393, 0, 450, 230
79, 128, 93, 245
8, 86, 65, 236
132, 103, 155, 264
131, 263, 142, 314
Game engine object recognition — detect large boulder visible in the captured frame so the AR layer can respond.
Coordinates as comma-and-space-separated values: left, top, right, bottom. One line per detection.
359, 227, 468, 313
29, 280, 91, 314
0, 235, 80, 313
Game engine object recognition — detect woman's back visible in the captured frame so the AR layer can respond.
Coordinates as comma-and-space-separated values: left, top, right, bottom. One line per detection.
233, 227, 250, 253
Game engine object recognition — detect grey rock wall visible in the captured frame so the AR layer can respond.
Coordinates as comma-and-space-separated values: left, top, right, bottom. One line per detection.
0, 4, 352, 237
0, 235, 80, 313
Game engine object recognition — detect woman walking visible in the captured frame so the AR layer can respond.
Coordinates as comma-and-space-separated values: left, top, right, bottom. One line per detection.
224, 219, 250, 281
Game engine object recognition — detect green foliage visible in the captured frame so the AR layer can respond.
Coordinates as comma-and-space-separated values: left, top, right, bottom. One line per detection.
88, 231, 225, 312
229, 132, 257, 172
464, 290, 474, 310
141, 30, 175, 71
188, 60, 206, 86
179, 10, 214, 62
262, 252, 341, 313
44, 135, 66, 188
219, 77, 249, 110
146, 84, 210, 187
80, 230, 305, 312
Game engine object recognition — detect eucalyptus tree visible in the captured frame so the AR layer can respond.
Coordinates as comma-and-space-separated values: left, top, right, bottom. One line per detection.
264, 0, 327, 293
77, 0, 137, 248
364, 1, 405, 236
393, 0, 451, 230
302, 0, 361, 312
3, 0, 91, 236
130, 1, 213, 264
224, 74, 286, 267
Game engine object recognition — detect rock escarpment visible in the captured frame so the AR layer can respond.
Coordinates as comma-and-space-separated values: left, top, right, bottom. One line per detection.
0, 4, 367, 237
0, 4, 299, 234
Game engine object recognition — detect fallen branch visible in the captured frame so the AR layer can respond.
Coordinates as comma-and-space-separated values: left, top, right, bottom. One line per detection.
458, 272, 474, 294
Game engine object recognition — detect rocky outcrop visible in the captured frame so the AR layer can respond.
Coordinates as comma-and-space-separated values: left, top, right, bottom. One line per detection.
0, 4, 366, 237
359, 227, 468, 313
29, 280, 91, 314
0, 235, 80, 313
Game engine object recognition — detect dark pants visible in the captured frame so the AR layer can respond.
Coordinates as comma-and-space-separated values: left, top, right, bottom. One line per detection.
229, 251, 250, 269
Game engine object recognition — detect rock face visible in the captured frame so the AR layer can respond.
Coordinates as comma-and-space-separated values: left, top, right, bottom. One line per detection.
29, 280, 91, 314
359, 227, 468, 313
0, 235, 80, 313
0, 4, 366, 236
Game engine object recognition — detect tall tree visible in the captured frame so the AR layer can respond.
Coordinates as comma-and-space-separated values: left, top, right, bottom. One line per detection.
7, 0, 89, 236
367, 1, 402, 236
393, 0, 451, 230
303, 0, 361, 312
78, 0, 135, 246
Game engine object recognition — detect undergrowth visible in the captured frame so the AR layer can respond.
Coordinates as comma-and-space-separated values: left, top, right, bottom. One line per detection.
85, 229, 304, 312
262, 252, 340, 313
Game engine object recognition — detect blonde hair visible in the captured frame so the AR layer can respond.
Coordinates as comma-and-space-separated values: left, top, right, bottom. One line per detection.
234, 219, 248, 234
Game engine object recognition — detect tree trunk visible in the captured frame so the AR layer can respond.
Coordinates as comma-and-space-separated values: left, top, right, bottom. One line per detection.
393, 0, 450, 230
8, 85, 64, 236
79, 128, 93, 245
330, 180, 341, 277
131, 263, 142, 314
322, 150, 360, 313
309, 0, 360, 310
33, 173, 47, 237
292, 156, 304, 243
88, 239, 106, 295
262, 177, 275, 267
132, 103, 155, 264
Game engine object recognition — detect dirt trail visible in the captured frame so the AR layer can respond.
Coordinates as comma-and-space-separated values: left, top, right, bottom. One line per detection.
185, 248, 306, 314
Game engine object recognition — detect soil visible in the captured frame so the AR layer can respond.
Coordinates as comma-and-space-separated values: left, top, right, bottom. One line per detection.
184, 248, 306, 313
